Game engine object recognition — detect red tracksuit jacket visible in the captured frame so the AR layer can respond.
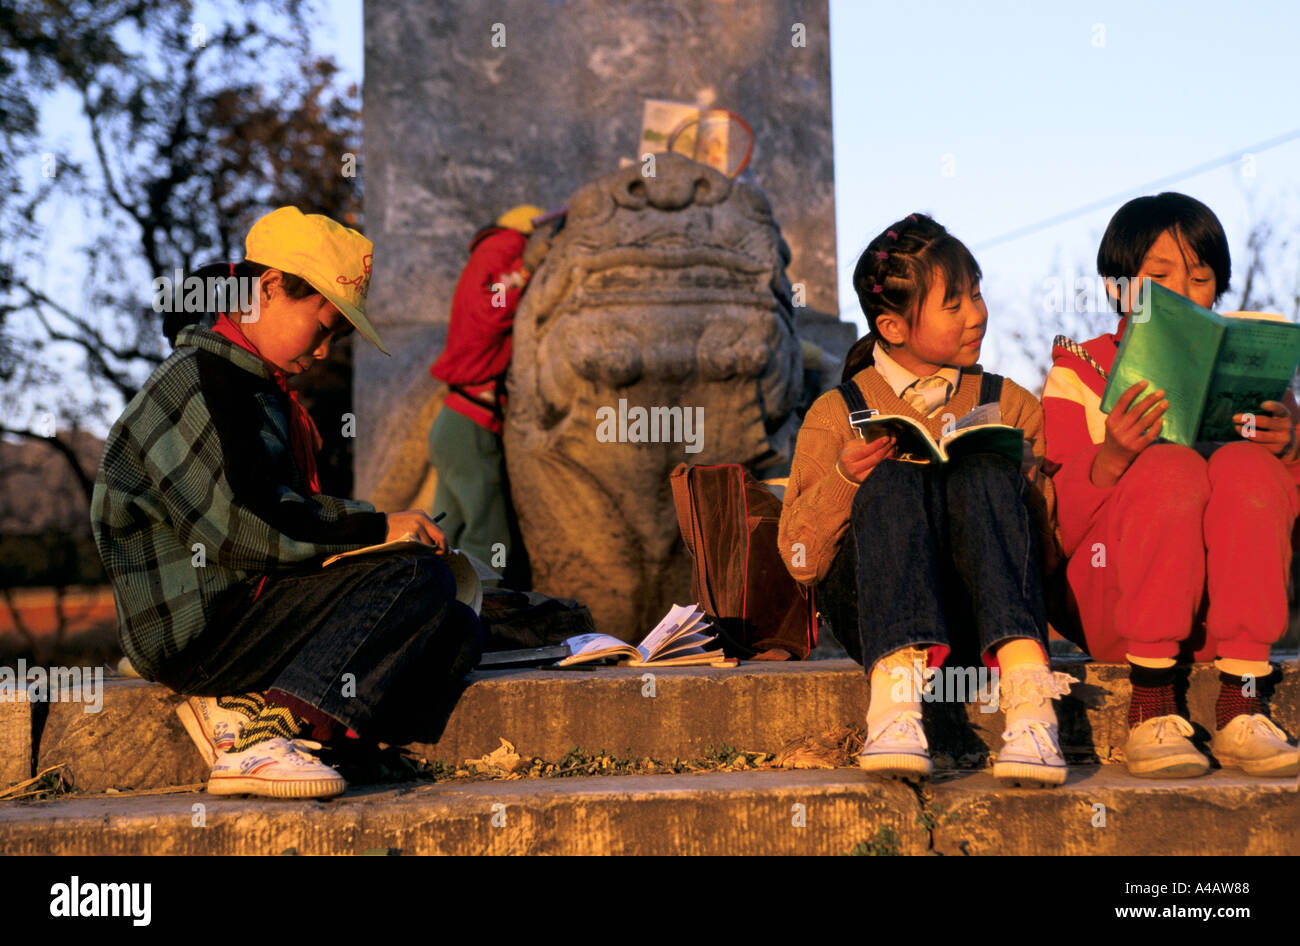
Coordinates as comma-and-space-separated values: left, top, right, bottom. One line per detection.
429, 226, 528, 434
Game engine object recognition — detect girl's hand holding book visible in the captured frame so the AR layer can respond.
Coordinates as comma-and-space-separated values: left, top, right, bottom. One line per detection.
1093, 380, 1168, 488
837, 435, 896, 484
1235, 400, 1300, 463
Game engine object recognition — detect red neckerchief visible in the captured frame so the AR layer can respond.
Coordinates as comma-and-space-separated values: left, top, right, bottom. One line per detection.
212, 311, 324, 496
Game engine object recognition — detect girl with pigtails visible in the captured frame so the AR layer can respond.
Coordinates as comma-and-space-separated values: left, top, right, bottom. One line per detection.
778, 213, 1074, 785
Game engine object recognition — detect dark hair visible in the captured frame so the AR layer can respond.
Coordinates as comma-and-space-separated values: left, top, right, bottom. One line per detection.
1096, 192, 1230, 312
235, 260, 320, 300
843, 213, 982, 383
162, 260, 322, 347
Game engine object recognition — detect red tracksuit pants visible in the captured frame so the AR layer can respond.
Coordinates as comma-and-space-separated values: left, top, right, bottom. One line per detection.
1065, 442, 1298, 662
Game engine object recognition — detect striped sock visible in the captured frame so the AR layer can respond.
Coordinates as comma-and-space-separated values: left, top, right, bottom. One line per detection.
1127, 663, 1177, 727
216, 693, 265, 722
265, 688, 346, 743
230, 703, 307, 752
1215, 672, 1263, 730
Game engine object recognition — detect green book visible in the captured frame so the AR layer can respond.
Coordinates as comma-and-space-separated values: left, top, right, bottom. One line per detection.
1100, 283, 1300, 446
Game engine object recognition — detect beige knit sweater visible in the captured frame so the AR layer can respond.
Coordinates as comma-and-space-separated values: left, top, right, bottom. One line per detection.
777, 364, 1057, 587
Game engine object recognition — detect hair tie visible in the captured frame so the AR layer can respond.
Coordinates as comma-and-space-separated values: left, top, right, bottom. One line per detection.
875, 251, 888, 260
906, 214, 918, 222
886, 230, 898, 239
872, 284, 883, 293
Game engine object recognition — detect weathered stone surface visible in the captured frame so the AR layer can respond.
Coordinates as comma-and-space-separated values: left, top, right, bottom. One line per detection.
358, 0, 840, 501
0, 771, 925, 856
365, 371, 446, 515
413, 660, 868, 764
1, 767, 1291, 856
0, 696, 32, 786
36, 679, 206, 794
929, 768, 1299, 856
503, 154, 804, 635
13, 659, 1295, 794
353, 323, 447, 513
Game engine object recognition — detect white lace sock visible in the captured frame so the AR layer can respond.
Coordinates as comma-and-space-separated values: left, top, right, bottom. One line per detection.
999, 663, 1073, 728
866, 646, 928, 737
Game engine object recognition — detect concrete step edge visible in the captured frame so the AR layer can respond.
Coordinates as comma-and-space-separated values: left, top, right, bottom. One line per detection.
0, 765, 1294, 855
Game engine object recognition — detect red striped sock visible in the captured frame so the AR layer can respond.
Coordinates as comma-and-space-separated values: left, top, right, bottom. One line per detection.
1215, 672, 1262, 730
1127, 663, 1177, 727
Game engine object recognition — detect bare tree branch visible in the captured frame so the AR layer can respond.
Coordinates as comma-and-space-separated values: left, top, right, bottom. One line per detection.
0, 425, 95, 502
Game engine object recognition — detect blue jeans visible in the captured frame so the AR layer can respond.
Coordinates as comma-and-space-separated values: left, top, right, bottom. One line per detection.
155, 551, 484, 745
834, 453, 1048, 672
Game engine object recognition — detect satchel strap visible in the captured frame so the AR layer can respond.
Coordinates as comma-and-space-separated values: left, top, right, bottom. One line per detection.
835, 378, 870, 415
978, 371, 1003, 406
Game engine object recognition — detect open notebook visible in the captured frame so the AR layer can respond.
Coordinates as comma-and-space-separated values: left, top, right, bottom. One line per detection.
556, 603, 735, 667
321, 534, 500, 614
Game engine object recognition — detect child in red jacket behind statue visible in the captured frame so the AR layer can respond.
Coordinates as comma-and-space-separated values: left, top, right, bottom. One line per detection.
427, 205, 543, 574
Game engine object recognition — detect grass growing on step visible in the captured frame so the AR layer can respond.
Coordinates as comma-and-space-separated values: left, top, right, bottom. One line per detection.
410, 743, 775, 783
403, 724, 997, 786
916, 799, 959, 832
701, 743, 741, 766
844, 790, 961, 856
847, 826, 902, 856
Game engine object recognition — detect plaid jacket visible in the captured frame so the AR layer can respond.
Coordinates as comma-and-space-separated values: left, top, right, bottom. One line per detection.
90, 325, 387, 679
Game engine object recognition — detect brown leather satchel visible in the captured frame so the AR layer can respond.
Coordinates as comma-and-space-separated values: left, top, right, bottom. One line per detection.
669, 462, 818, 659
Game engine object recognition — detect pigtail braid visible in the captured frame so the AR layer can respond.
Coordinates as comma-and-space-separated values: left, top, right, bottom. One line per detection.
843, 213, 982, 384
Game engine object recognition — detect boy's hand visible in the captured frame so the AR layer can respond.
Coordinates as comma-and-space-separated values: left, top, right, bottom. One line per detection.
1236, 400, 1300, 462
1093, 380, 1168, 487
385, 511, 447, 552
837, 435, 896, 484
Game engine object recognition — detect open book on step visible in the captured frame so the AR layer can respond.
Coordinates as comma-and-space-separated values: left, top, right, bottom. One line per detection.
557, 603, 736, 667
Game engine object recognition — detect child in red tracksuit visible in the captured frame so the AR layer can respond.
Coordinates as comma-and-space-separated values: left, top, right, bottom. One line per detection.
1042, 192, 1300, 779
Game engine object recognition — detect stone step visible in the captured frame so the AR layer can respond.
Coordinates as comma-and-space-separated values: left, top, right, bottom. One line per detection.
0, 766, 1293, 856
12, 657, 1299, 793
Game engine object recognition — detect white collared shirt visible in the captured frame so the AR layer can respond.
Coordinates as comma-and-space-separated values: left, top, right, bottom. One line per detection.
872, 342, 961, 418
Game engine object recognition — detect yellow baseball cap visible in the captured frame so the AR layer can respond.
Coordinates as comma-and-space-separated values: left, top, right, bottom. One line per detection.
245, 206, 390, 355
495, 205, 546, 235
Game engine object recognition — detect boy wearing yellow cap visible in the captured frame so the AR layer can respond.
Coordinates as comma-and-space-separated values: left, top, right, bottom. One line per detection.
427, 205, 543, 576
91, 207, 483, 799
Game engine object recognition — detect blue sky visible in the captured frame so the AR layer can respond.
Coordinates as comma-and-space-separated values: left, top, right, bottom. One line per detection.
827, 0, 1300, 381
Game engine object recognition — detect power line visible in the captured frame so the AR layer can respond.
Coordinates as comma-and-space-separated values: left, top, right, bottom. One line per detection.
973, 127, 1300, 251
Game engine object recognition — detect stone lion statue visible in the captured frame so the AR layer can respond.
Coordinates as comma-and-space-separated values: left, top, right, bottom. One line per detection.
503, 153, 806, 639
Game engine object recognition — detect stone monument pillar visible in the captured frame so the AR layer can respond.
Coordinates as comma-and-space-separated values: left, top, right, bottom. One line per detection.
360, 0, 845, 505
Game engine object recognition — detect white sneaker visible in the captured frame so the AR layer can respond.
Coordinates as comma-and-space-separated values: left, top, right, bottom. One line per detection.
858, 710, 931, 779
994, 720, 1068, 786
1211, 714, 1300, 777
207, 737, 346, 799
1124, 714, 1210, 778
994, 665, 1073, 787
176, 696, 247, 767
